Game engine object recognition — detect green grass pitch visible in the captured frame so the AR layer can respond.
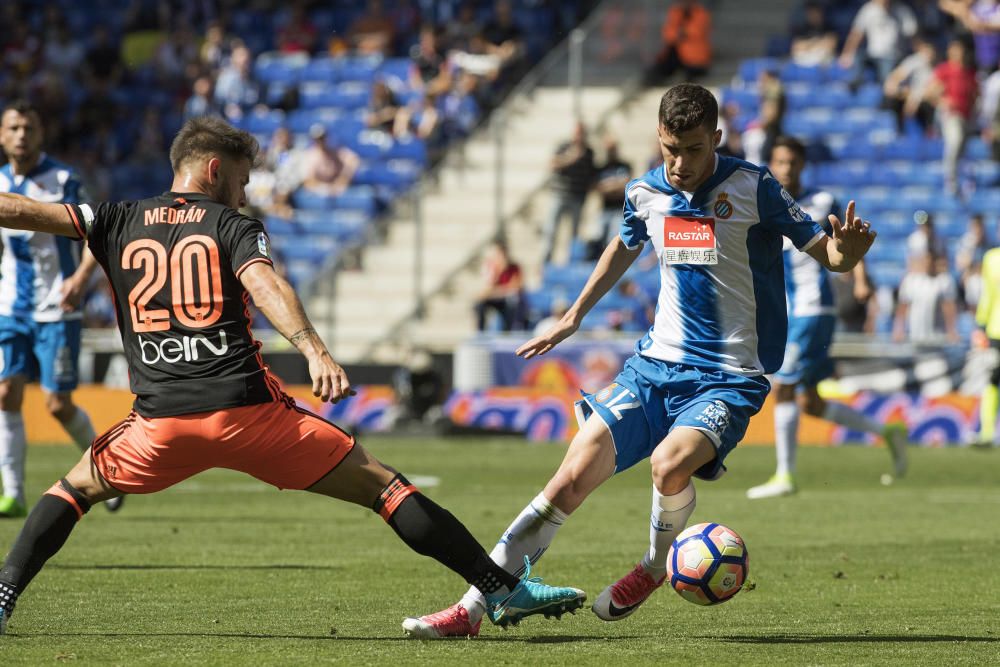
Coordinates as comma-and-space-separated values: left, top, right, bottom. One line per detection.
1, 438, 998, 665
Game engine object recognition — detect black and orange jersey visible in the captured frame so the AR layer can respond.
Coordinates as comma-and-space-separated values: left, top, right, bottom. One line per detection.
66, 192, 283, 417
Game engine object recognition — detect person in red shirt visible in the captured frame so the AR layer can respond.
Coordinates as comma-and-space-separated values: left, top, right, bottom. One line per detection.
474, 240, 525, 331
925, 38, 979, 194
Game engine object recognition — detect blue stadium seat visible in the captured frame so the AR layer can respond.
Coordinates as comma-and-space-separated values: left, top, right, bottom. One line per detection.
264, 216, 299, 235
242, 109, 285, 135
301, 57, 341, 83
254, 53, 307, 85
378, 58, 413, 84
384, 137, 427, 164
337, 56, 382, 83
738, 58, 779, 85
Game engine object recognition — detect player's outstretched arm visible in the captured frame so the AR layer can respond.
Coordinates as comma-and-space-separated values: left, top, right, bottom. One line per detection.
240, 261, 355, 403
0, 193, 82, 238
516, 237, 641, 359
806, 200, 877, 273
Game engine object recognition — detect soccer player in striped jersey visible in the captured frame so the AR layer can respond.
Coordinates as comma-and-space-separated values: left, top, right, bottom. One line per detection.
0, 100, 118, 518
0, 117, 584, 636
746, 136, 908, 500
403, 84, 877, 637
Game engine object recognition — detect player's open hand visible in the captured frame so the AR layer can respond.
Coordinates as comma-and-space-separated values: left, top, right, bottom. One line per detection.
828, 200, 876, 265
310, 352, 356, 403
59, 274, 86, 312
515, 316, 579, 359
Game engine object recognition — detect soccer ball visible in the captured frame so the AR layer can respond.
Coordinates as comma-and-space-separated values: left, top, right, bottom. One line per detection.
666, 522, 748, 605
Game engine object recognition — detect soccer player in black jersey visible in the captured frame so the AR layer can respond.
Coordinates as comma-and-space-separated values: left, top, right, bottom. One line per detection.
0, 117, 584, 636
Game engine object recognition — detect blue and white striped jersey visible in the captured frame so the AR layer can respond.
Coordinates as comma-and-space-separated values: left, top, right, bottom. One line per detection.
0, 155, 86, 322
783, 189, 837, 318
621, 155, 825, 376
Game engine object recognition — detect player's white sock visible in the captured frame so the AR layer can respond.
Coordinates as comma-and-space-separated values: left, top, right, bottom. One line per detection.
823, 402, 882, 436
61, 408, 96, 451
0, 411, 27, 504
774, 401, 799, 476
459, 492, 567, 622
641, 481, 696, 579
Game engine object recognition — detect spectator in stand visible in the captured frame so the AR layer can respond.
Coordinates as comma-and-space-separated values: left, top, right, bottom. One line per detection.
980, 65, 1000, 158
301, 123, 360, 197
447, 2, 482, 52
200, 21, 228, 71
410, 24, 452, 97
277, 2, 318, 55
214, 44, 260, 121
789, 1, 838, 67
923, 38, 979, 194
832, 264, 878, 333
474, 240, 525, 332
839, 0, 917, 84
651, 0, 712, 82
717, 101, 746, 159
42, 20, 84, 85
606, 279, 654, 332
183, 76, 218, 120
894, 252, 960, 342
440, 71, 481, 140
593, 137, 632, 248
742, 68, 785, 164
882, 33, 938, 133
248, 126, 302, 218
366, 80, 402, 134
907, 209, 948, 258
542, 121, 595, 264
396, 92, 441, 142
940, 0, 1000, 73
349, 0, 397, 57
957, 213, 991, 274
482, 0, 527, 85
82, 25, 124, 89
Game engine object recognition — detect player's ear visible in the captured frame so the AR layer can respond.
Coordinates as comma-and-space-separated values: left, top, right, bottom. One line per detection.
712, 129, 722, 149
207, 157, 222, 184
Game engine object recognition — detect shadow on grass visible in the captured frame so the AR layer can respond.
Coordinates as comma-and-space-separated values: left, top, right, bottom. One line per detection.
49, 564, 339, 571
711, 634, 998, 644
10, 632, 641, 643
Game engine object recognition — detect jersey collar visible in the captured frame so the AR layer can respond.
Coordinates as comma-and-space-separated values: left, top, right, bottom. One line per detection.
163, 191, 212, 202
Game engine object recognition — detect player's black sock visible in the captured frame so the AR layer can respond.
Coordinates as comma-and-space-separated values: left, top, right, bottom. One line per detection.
374, 473, 519, 596
0, 479, 90, 606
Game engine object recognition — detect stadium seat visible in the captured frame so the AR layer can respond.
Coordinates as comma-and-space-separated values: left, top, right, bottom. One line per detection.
254, 52, 308, 85
242, 109, 285, 135
301, 57, 341, 84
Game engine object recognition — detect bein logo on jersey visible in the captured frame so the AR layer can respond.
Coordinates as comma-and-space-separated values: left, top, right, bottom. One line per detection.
138, 331, 229, 365
696, 400, 730, 436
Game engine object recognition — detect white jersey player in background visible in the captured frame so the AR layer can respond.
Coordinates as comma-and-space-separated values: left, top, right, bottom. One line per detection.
0, 101, 119, 517
746, 135, 908, 500
403, 84, 877, 638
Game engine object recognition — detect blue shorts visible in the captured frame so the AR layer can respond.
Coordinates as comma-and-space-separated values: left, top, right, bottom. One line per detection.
773, 314, 836, 386
575, 354, 770, 481
0, 315, 82, 392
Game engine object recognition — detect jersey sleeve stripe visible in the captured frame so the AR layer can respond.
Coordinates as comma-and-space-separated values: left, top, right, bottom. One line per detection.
63, 204, 85, 240
799, 230, 825, 253
235, 257, 273, 279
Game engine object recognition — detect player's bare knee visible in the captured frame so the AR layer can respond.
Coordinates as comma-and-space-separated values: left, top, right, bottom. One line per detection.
799, 392, 824, 417
45, 393, 75, 422
0, 378, 25, 411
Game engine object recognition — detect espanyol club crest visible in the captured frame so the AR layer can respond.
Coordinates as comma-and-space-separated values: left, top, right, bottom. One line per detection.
713, 193, 733, 219
595, 383, 619, 403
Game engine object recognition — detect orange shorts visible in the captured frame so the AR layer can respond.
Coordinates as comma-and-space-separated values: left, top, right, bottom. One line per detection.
91, 397, 355, 494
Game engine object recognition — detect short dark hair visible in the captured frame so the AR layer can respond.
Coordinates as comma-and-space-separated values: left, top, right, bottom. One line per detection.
771, 135, 807, 161
169, 116, 260, 172
658, 84, 718, 135
1, 99, 41, 121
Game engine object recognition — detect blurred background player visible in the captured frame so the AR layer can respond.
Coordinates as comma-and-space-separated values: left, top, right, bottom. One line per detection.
746, 136, 908, 500
0, 100, 120, 518
972, 245, 1000, 447
403, 84, 877, 638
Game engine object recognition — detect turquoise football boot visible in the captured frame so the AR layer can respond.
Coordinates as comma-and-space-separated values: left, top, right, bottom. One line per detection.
485, 557, 586, 628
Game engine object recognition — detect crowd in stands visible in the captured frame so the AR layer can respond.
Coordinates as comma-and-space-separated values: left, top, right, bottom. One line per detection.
0, 0, 595, 324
